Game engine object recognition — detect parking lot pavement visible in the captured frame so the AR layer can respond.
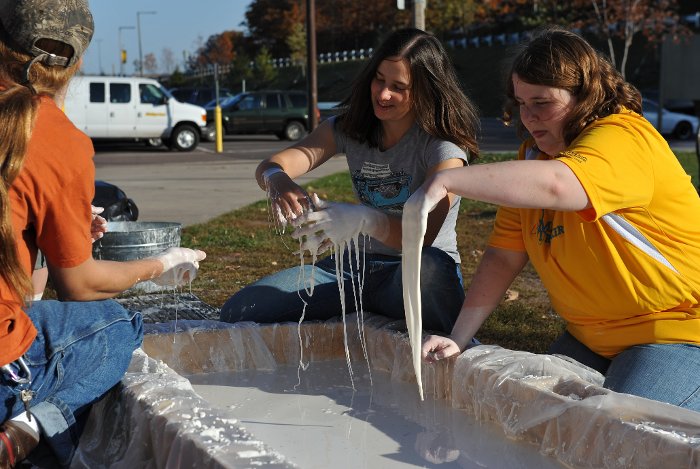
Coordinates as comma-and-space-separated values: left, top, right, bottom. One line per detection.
95, 141, 347, 227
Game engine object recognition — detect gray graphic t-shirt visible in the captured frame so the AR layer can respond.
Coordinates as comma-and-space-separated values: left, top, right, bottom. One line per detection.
332, 119, 467, 262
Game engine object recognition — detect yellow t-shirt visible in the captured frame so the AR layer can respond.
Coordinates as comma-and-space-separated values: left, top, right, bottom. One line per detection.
489, 109, 700, 358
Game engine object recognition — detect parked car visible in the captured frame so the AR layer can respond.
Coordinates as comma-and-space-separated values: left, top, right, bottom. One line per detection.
642, 98, 699, 140
318, 101, 343, 122
203, 90, 318, 141
63, 76, 207, 152
169, 86, 235, 107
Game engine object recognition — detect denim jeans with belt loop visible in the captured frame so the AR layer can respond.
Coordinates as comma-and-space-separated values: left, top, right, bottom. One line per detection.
0, 299, 143, 467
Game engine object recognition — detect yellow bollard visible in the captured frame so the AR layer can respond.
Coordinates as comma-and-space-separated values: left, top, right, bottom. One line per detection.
215, 105, 223, 153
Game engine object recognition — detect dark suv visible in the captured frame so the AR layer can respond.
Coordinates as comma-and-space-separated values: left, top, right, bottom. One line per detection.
203, 90, 316, 141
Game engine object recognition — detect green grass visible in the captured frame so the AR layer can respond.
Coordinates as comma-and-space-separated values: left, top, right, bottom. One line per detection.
182, 150, 697, 353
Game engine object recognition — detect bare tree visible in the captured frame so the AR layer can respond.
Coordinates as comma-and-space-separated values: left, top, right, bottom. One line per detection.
161, 47, 176, 74
580, 0, 684, 79
143, 53, 158, 75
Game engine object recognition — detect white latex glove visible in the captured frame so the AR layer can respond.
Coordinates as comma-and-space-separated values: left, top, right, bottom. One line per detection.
90, 205, 107, 242
291, 194, 388, 256
152, 247, 207, 287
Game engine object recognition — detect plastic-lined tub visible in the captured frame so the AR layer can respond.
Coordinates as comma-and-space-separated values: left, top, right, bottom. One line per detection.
72, 316, 700, 468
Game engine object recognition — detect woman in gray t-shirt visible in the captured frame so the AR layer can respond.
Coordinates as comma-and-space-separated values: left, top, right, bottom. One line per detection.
220, 28, 479, 333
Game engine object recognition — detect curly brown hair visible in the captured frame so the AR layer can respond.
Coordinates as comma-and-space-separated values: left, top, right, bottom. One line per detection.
337, 28, 480, 161
502, 26, 641, 146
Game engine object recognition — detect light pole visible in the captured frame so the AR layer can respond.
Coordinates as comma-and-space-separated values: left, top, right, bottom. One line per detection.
96, 39, 103, 74
136, 10, 156, 76
118, 26, 135, 76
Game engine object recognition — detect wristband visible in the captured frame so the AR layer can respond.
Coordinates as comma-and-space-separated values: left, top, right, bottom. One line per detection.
262, 167, 286, 187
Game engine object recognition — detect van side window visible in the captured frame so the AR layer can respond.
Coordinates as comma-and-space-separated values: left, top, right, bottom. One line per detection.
139, 84, 165, 105
110, 83, 131, 103
89, 82, 105, 103
266, 93, 281, 109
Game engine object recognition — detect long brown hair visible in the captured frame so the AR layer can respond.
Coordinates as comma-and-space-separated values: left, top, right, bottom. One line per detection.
0, 27, 80, 302
503, 26, 641, 146
338, 28, 480, 161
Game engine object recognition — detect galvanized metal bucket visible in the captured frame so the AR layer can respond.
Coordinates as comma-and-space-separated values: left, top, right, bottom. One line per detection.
93, 221, 182, 292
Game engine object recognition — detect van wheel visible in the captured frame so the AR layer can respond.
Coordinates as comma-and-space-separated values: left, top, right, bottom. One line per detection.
283, 121, 305, 141
170, 124, 199, 151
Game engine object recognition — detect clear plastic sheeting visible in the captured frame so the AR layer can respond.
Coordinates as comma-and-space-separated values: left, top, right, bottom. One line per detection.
71, 346, 295, 469
451, 345, 700, 469
72, 317, 700, 468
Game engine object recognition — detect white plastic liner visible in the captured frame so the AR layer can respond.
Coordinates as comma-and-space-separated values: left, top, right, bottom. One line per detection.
71, 319, 700, 468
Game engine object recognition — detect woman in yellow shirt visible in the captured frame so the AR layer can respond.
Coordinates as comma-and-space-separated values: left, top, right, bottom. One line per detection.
416, 27, 700, 411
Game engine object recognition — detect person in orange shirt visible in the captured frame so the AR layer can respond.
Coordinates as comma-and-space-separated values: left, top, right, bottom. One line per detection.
0, 1, 206, 467
415, 27, 700, 412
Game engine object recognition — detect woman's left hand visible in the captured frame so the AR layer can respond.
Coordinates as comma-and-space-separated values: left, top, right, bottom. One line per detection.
422, 334, 462, 363
90, 206, 107, 242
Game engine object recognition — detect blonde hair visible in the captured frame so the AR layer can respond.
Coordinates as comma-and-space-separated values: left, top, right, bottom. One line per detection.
0, 29, 81, 302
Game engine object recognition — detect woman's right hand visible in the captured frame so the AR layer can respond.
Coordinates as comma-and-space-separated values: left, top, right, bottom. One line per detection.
421, 334, 463, 363
264, 171, 314, 224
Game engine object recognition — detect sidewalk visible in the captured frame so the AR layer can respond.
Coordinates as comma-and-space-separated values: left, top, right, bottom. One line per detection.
95, 155, 349, 227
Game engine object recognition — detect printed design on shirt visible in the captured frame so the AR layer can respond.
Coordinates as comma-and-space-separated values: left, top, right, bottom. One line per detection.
531, 209, 565, 244
560, 150, 587, 163
352, 162, 412, 211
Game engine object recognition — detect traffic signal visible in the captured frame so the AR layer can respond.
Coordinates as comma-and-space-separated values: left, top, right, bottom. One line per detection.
120, 49, 127, 64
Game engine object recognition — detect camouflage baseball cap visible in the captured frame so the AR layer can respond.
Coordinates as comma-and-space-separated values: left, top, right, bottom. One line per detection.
0, 0, 94, 67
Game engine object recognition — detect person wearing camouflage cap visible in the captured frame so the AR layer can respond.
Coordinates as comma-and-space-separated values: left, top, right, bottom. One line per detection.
0, 1, 202, 467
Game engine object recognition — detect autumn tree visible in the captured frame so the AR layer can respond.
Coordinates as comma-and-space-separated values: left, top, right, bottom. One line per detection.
287, 22, 306, 76
425, 0, 481, 39
251, 47, 278, 88
245, 0, 407, 55
193, 30, 242, 67
245, 0, 304, 56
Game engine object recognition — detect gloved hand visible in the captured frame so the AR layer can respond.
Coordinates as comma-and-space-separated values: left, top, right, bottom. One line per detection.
262, 168, 314, 228
90, 206, 107, 243
152, 247, 207, 287
291, 194, 389, 257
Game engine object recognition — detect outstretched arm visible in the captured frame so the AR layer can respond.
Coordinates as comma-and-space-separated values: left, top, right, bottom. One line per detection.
48, 247, 206, 301
255, 119, 338, 220
424, 159, 591, 212
422, 246, 529, 361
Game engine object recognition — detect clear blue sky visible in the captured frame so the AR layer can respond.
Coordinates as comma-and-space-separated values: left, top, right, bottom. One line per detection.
81, 0, 250, 75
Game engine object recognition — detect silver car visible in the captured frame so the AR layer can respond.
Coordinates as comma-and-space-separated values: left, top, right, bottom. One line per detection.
642, 98, 699, 140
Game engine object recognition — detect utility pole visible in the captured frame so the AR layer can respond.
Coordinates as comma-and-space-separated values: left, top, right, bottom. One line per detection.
137, 11, 156, 76
413, 0, 426, 30
306, 0, 318, 131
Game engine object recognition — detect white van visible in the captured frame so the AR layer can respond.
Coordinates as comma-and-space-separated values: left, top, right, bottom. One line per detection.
63, 75, 207, 152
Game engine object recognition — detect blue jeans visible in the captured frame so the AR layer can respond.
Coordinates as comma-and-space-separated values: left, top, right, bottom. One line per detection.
221, 247, 465, 333
0, 300, 143, 467
549, 331, 700, 411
